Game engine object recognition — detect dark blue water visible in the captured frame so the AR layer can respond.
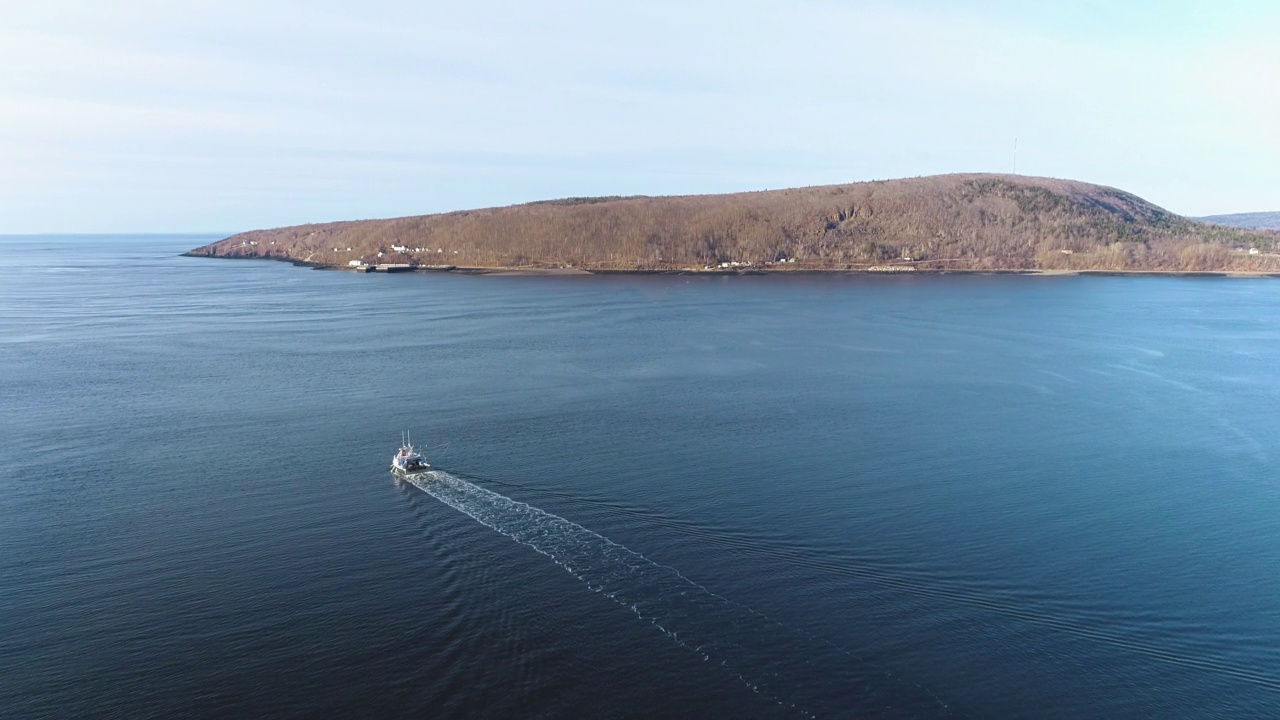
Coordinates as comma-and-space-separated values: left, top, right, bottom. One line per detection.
3, 235, 1279, 719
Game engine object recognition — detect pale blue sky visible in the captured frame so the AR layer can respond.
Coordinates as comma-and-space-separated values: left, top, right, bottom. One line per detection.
2, 0, 1277, 232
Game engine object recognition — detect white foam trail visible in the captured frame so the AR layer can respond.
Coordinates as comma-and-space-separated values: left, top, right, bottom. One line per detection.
470, 475, 1280, 695
404, 470, 958, 718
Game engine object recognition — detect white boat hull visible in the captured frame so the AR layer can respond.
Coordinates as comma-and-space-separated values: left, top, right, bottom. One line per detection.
391, 463, 431, 479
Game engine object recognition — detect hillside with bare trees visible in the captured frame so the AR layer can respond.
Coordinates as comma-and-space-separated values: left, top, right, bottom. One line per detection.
187, 174, 1280, 273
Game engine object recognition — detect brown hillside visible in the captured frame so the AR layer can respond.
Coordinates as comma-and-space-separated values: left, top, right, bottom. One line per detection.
187, 174, 1280, 272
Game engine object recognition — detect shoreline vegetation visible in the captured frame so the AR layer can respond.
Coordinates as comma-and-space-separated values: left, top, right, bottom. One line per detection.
189, 255, 1280, 278
186, 173, 1280, 276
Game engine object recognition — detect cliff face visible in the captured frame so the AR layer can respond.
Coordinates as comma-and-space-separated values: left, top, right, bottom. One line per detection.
188, 174, 1280, 272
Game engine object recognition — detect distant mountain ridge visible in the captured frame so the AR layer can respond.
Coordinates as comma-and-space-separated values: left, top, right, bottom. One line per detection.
188, 174, 1279, 273
1196, 212, 1280, 230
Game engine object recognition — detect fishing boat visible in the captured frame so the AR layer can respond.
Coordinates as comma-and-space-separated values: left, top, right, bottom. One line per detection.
391, 432, 431, 478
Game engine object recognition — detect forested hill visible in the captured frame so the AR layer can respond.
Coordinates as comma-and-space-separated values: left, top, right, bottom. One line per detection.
188, 174, 1280, 272
1196, 211, 1280, 230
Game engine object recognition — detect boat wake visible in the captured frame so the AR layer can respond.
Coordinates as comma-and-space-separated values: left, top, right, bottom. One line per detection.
403, 469, 963, 718
479, 477, 1280, 696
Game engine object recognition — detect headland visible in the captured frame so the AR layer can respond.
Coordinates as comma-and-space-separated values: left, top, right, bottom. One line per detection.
186, 174, 1280, 275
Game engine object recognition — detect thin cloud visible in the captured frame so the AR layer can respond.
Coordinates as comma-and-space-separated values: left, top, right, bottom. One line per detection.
1, 0, 1276, 231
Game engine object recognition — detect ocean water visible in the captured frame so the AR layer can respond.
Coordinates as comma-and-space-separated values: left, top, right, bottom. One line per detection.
2, 235, 1279, 719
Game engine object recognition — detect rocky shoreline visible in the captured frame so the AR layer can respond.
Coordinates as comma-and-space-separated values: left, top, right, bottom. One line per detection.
182, 252, 1280, 278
